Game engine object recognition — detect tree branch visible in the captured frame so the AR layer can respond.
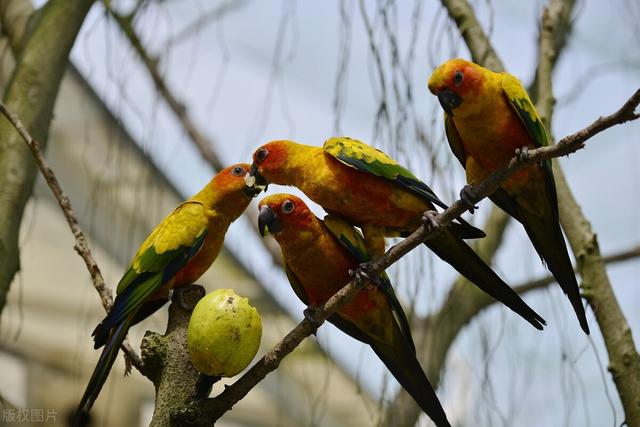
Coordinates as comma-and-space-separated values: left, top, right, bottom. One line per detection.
174, 87, 640, 427
554, 167, 640, 426
0, 0, 33, 54
510, 245, 640, 295
439, 0, 503, 71
384, 1, 608, 424
144, 285, 207, 427
533, 0, 576, 127
102, 0, 225, 172
103, 0, 284, 266
0, 0, 95, 314
0, 100, 145, 376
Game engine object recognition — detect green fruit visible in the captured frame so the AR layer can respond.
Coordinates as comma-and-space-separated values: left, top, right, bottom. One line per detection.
188, 289, 262, 377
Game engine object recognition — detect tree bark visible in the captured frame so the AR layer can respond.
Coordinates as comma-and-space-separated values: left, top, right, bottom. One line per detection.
0, 0, 95, 314
143, 285, 206, 427
555, 169, 640, 426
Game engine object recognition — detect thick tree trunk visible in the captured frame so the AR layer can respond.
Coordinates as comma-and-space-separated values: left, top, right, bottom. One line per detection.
0, 0, 95, 314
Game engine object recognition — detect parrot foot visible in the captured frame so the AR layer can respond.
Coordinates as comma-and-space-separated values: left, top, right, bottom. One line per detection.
459, 185, 479, 214
350, 263, 383, 290
515, 146, 530, 162
303, 306, 322, 334
173, 284, 206, 311
421, 210, 443, 234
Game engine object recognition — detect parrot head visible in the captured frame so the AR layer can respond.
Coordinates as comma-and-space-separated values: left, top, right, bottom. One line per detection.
428, 58, 486, 116
247, 140, 300, 189
206, 163, 261, 215
257, 194, 317, 242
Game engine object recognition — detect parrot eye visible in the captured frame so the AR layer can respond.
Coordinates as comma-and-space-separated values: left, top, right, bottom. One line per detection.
231, 166, 245, 177
281, 200, 295, 214
454, 70, 464, 87
255, 147, 269, 163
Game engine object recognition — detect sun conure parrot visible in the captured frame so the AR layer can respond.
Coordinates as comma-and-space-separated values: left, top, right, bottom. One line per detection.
247, 137, 546, 330
257, 193, 451, 427
73, 164, 259, 424
427, 58, 589, 334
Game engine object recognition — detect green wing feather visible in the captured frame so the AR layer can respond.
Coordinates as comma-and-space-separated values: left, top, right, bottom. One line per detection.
324, 136, 484, 239
117, 202, 209, 294
323, 137, 448, 210
500, 74, 549, 149
500, 73, 559, 219
323, 214, 415, 353
94, 202, 208, 347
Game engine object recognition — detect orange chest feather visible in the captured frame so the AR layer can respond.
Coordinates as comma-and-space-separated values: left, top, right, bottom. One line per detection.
172, 223, 227, 287
282, 235, 383, 320
455, 99, 534, 171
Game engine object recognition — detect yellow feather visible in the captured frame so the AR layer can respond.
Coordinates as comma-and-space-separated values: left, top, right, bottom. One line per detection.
324, 137, 399, 167
133, 202, 208, 269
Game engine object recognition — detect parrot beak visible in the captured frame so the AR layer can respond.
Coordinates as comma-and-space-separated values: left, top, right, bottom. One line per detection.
437, 89, 462, 115
243, 184, 262, 199
246, 164, 269, 192
258, 205, 283, 236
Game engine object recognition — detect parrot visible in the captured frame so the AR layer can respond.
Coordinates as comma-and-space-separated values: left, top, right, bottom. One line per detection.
73, 163, 259, 424
247, 137, 546, 330
427, 58, 589, 334
258, 193, 451, 427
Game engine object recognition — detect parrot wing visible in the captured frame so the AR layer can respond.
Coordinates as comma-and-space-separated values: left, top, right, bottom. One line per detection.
323, 136, 448, 210
284, 265, 311, 306
324, 136, 484, 238
501, 74, 589, 333
323, 214, 415, 353
93, 201, 208, 348
500, 73, 559, 220
444, 112, 467, 168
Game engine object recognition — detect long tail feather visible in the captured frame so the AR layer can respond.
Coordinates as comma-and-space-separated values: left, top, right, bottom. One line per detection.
73, 317, 132, 426
426, 231, 546, 330
371, 337, 451, 427
488, 189, 588, 333
519, 210, 589, 334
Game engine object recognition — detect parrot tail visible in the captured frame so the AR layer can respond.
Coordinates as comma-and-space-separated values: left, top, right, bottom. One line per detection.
518, 209, 589, 334
371, 336, 451, 427
72, 317, 132, 426
426, 231, 546, 330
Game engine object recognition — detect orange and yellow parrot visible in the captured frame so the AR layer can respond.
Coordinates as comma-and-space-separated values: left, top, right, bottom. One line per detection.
258, 193, 451, 427
428, 58, 589, 334
248, 137, 545, 330
73, 164, 258, 424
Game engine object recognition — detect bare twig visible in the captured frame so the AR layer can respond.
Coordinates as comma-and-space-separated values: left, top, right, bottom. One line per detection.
163, 0, 252, 49
103, 1, 224, 171
175, 88, 640, 426
494, 245, 640, 306
103, 0, 284, 266
533, 0, 576, 126
0, 0, 95, 314
439, 0, 503, 71
385, 0, 620, 424
0, 100, 145, 375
